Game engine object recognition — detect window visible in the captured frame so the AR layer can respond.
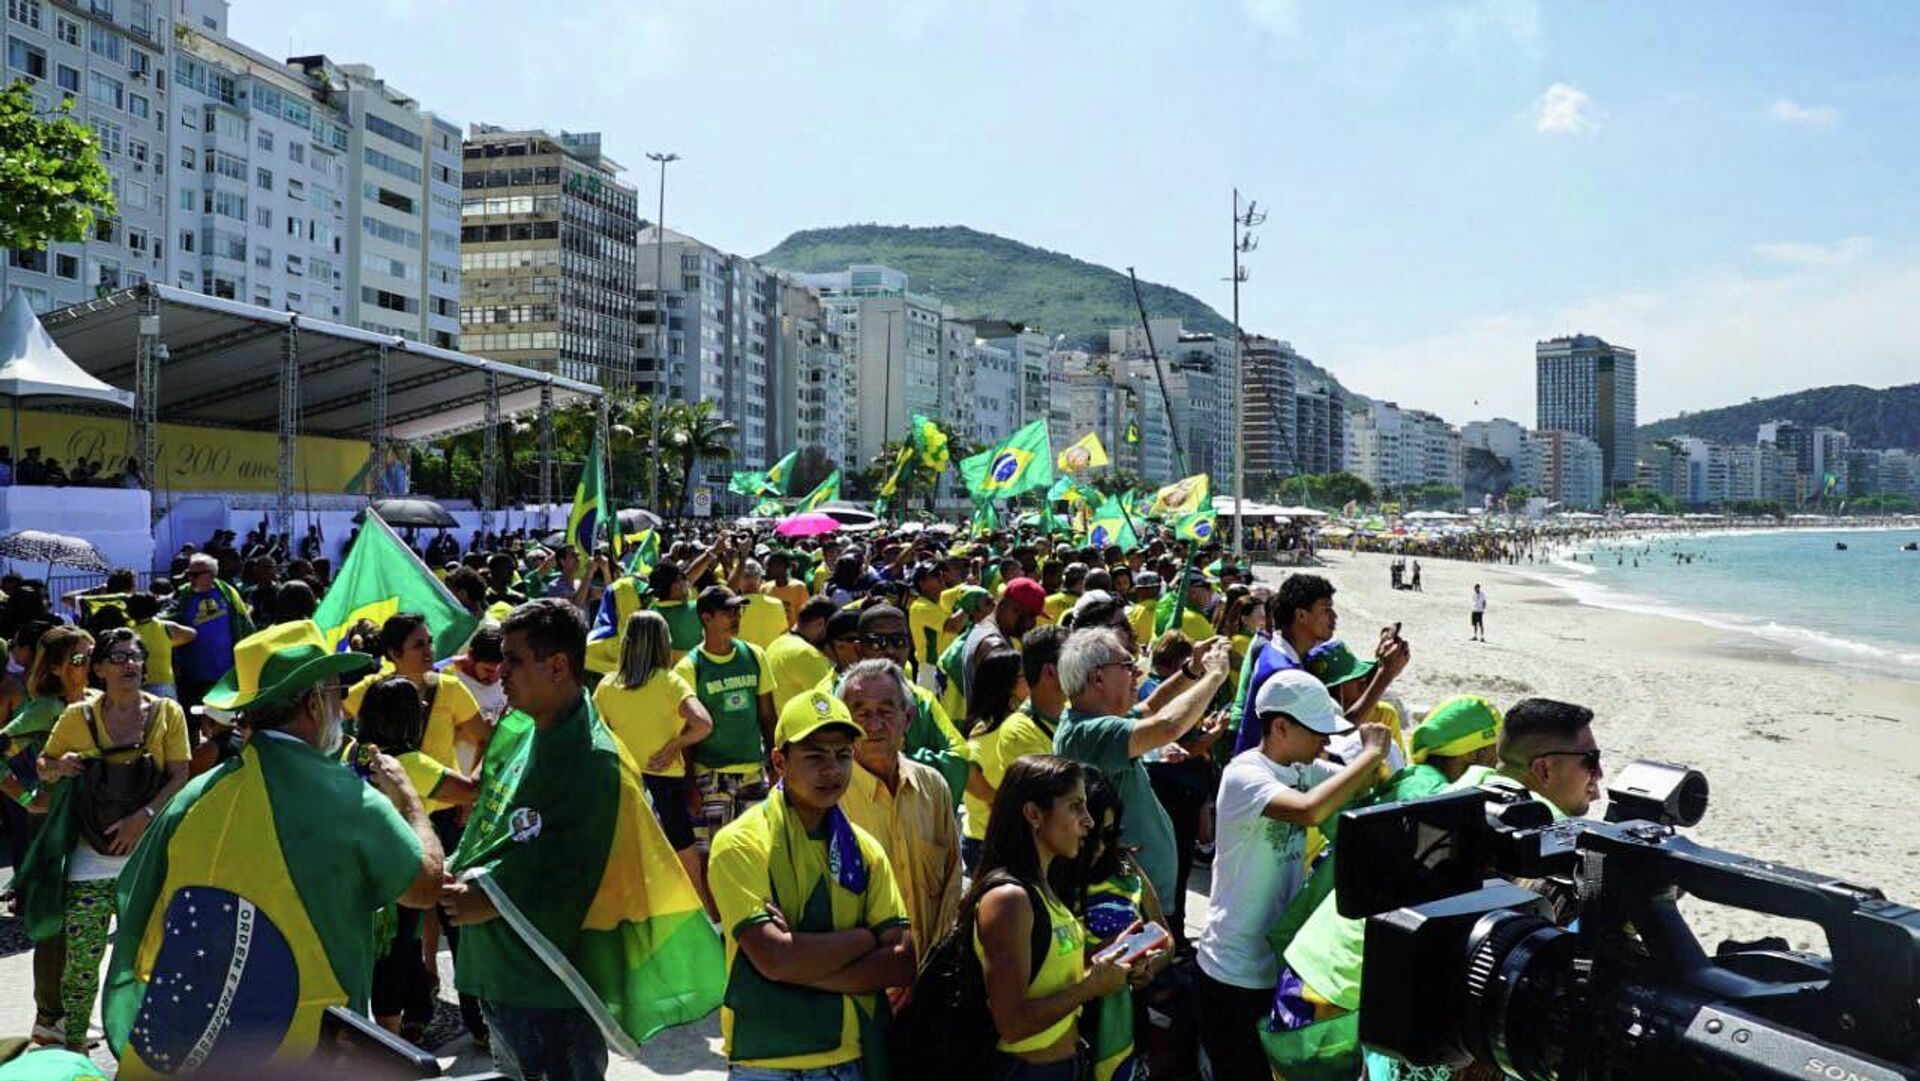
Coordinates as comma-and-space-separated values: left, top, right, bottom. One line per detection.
256, 166, 272, 189
126, 92, 147, 119
127, 49, 148, 76
88, 23, 121, 63
90, 0, 111, 16
209, 189, 245, 220
54, 252, 78, 279
88, 71, 123, 110
54, 15, 75, 44
54, 63, 77, 95
89, 117, 122, 155
126, 137, 146, 162
253, 291, 271, 308
256, 127, 273, 151
124, 179, 146, 209
6, 248, 48, 273
7, 0, 40, 30
178, 188, 194, 211
180, 104, 197, 130
254, 244, 270, 269
128, 0, 148, 35
8, 35, 46, 80
362, 146, 420, 184
287, 141, 304, 164
212, 150, 245, 181
179, 146, 196, 170
177, 229, 195, 253
254, 205, 270, 227
363, 112, 421, 151
285, 214, 302, 236
286, 177, 304, 201
126, 226, 146, 254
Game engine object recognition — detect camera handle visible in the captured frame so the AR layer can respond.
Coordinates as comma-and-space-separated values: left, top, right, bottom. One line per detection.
1578, 824, 1920, 1066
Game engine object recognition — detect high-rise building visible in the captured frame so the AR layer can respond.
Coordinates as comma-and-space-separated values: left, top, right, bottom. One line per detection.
1294, 388, 1345, 477
1241, 335, 1298, 487
1677, 437, 1732, 505
2, 0, 173, 311
637, 228, 781, 476
1105, 319, 1238, 484
458, 124, 640, 386
791, 266, 947, 467
973, 321, 1071, 451
775, 280, 851, 470
287, 54, 460, 346
1534, 429, 1605, 509
1536, 334, 1637, 487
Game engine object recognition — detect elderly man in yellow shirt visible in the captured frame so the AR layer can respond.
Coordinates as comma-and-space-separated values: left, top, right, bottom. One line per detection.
834, 658, 961, 950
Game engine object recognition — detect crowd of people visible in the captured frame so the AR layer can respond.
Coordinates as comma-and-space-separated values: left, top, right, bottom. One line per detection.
0, 448, 145, 489
0, 517, 1612, 1081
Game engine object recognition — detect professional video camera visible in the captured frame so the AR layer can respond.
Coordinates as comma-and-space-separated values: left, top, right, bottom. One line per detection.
1334, 760, 1920, 1081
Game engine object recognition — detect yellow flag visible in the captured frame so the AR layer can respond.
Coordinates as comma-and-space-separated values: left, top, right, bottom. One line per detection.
1057, 432, 1110, 473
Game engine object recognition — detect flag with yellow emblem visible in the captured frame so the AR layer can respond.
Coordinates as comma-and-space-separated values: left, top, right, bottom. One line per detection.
313, 513, 475, 658
960, 420, 1053, 500
1056, 432, 1110, 473
1146, 473, 1211, 519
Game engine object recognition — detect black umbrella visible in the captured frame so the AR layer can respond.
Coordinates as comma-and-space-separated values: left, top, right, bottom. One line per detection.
0, 529, 113, 573
815, 501, 880, 527
359, 498, 459, 529
618, 508, 663, 533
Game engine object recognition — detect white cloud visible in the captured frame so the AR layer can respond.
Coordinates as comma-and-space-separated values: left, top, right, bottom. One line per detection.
1241, 0, 1302, 39
1768, 97, 1840, 128
1751, 237, 1873, 268
1322, 244, 1920, 425
1532, 82, 1597, 135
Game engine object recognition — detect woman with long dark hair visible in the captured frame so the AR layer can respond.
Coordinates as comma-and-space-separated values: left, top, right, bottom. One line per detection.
960, 648, 1028, 870
969, 755, 1130, 1080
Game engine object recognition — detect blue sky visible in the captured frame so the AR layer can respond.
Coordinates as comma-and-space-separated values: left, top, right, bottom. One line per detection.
237, 0, 1920, 429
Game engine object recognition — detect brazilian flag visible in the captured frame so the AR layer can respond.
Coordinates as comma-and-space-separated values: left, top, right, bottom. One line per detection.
567, 428, 612, 556
1146, 473, 1211, 519
729, 470, 769, 497
103, 735, 411, 1076
970, 500, 999, 536
455, 705, 726, 1055
1086, 495, 1139, 552
763, 451, 799, 497
959, 420, 1054, 500
622, 528, 660, 576
313, 513, 476, 659
798, 470, 840, 512
1174, 510, 1217, 543
910, 414, 951, 471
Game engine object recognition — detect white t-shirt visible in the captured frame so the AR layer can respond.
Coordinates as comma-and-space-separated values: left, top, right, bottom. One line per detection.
449, 666, 506, 773
1197, 748, 1333, 990
1473, 590, 1487, 613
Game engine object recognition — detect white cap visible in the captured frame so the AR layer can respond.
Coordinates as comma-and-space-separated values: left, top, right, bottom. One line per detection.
1252, 669, 1347, 735
1067, 589, 1119, 624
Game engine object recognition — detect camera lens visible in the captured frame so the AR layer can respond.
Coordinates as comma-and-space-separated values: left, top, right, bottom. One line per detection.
1461, 909, 1578, 1080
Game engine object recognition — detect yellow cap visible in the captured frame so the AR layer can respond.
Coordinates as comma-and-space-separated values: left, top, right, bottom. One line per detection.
775, 690, 862, 747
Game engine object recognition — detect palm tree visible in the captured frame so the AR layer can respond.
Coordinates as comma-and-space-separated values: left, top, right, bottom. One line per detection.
665, 399, 738, 516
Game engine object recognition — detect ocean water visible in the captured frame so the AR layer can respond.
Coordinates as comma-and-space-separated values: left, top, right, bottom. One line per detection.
1536, 527, 1920, 676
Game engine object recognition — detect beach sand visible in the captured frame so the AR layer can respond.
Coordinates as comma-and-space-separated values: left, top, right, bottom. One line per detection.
1273, 549, 1920, 949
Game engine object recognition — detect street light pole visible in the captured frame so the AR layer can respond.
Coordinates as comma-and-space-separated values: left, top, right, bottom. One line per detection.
646, 151, 680, 511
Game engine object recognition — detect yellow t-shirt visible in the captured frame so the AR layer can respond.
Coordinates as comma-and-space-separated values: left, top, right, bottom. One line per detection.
1126, 602, 1156, 651
344, 671, 479, 775
764, 632, 833, 714
763, 580, 810, 628
908, 596, 950, 671
738, 593, 792, 652
973, 885, 1086, 1053
709, 798, 909, 1070
995, 707, 1057, 767
132, 619, 176, 686
1042, 592, 1076, 627
593, 668, 699, 777
397, 748, 457, 813
962, 721, 1005, 842
44, 693, 191, 768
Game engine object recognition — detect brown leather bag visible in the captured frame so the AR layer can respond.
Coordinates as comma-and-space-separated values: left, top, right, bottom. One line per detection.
75, 698, 165, 855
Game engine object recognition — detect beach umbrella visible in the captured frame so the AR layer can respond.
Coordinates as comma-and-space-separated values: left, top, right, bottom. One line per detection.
618, 508, 664, 532
775, 512, 841, 538
0, 529, 112, 573
814, 501, 880, 528
360, 498, 459, 529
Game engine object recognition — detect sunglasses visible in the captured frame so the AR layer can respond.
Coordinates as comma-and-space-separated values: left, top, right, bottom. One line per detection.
1534, 748, 1603, 774
68, 652, 92, 666
105, 651, 146, 665
860, 633, 910, 649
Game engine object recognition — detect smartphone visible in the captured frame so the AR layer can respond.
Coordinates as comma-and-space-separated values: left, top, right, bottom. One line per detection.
1094, 921, 1171, 965
1392, 621, 1403, 639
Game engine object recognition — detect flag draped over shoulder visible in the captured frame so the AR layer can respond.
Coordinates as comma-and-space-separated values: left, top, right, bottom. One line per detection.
453, 710, 726, 1055
1146, 473, 1211, 519
1056, 432, 1110, 473
910, 414, 950, 471
568, 429, 611, 555
315, 514, 476, 658
798, 470, 840, 512
963, 420, 1054, 500
763, 451, 799, 497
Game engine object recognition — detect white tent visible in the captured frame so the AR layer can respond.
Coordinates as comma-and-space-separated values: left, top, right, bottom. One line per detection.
0, 291, 133, 452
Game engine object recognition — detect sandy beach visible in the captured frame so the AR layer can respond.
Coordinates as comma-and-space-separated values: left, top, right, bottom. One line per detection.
1286, 549, 1920, 948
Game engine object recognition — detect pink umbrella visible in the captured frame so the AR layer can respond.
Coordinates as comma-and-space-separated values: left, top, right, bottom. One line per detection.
775, 512, 842, 538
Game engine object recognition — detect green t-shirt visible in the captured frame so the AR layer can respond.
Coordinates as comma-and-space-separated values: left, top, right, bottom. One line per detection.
1054, 708, 1177, 907
657, 599, 704, 654
453, 695, 618, 1008
676, 642, 773, 772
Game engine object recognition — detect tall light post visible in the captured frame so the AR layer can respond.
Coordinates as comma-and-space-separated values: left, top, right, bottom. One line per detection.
646, 151, 680, 510
1230, 188, 1264, 559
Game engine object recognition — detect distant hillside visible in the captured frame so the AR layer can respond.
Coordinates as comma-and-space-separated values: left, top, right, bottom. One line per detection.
757, 224, 1357, 403
1638, 383, 1920, 449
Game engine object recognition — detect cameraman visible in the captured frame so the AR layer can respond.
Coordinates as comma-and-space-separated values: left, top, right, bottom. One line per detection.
1452, 696, 1602, 820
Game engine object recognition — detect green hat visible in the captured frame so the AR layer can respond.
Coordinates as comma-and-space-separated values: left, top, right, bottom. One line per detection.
1303, 640, 1376, 689
954, 585, 992, 614
201, 620, 375, 711
775, 690, 862, 747
1410, 696, 1503, 763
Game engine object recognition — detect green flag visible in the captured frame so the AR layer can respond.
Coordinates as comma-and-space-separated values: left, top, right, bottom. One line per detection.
728, 470, 768, 497
315, 513, 477, 658
622, 528, 660, 577
962, 420, 1054, 500
763, 451, 799, 496
567, 428, 611, 554
751, 497, 785, 517
878, 446, 914, 498
798, 470, 840, 511
970, 500, 999, 536
1086, 496, 1139, 551
910, 414, 951, 471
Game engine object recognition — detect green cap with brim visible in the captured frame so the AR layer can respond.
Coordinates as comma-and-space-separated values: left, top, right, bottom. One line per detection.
1410, 695, 1503, 763
202, 619, 376, 710
954, 585, 993, 613
1303, 640, 1376, 689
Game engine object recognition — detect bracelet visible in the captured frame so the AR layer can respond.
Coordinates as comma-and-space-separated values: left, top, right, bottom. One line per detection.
1181, 663, 1203, 680
14, 787, 36, 809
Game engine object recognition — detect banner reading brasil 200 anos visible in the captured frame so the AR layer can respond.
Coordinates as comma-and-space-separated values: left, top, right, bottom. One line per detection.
7, 409, 374, 493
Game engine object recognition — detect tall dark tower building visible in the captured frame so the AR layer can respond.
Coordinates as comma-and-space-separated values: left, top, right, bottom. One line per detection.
1536, 334, 1637, 487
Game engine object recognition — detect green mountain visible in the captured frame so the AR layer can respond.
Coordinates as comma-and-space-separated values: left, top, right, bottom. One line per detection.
757, 224, 1357, 402
1638, 383, 1920, 450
